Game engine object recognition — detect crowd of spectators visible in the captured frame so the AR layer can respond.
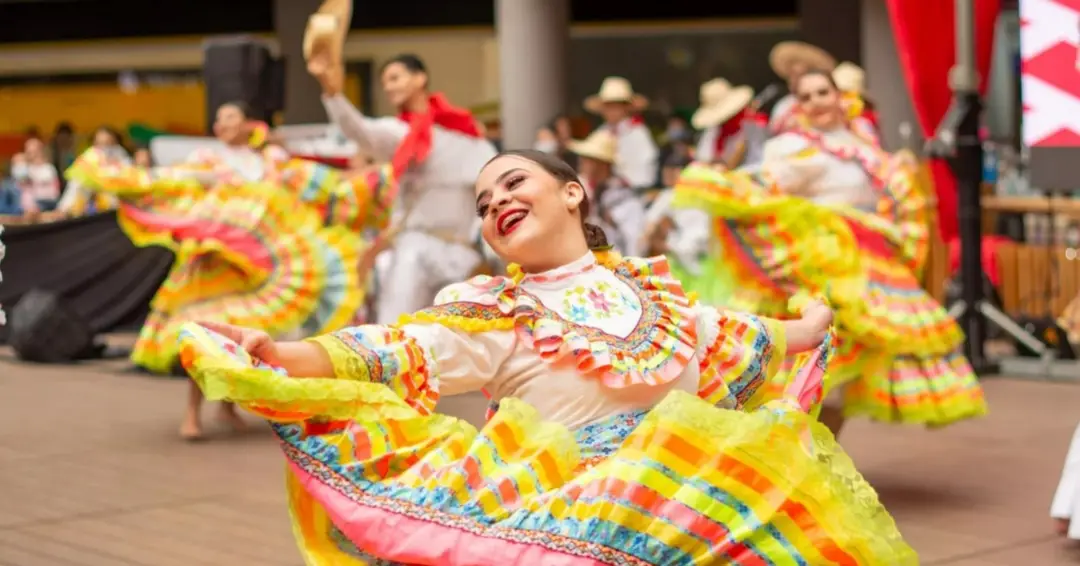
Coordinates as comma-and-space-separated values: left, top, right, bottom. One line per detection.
1, 123, 151, 221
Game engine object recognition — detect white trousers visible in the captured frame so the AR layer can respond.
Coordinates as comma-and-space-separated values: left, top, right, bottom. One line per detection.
374, 230, 480, 325
1051, 422, 1080, 538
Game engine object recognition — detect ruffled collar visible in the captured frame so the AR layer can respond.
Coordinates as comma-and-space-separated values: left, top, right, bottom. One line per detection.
404, 251, 700, 391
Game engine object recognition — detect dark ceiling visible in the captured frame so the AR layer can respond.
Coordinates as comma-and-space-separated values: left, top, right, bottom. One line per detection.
0, 0, 798, 43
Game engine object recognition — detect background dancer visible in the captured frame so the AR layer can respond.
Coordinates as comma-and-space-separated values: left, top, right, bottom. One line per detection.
675, 69, 986, 436
66, 101, 385, 440
692, 78, 765, 169
768, 41, 837, 133
307, 5, 494, 324
583, 76, 659, 190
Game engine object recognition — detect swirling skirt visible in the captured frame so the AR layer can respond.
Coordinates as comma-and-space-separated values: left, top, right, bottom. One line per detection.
176, 323, 916, 565
114, 183, 365, 374
675, 173, 985, 426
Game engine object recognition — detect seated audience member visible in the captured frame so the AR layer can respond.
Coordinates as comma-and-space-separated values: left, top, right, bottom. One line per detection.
13, 137, 61, 216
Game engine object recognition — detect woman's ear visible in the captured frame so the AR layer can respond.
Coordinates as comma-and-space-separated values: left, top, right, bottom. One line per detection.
564, 181, 585, 211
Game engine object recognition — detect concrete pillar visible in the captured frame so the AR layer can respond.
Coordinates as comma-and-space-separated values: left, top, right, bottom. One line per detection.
496, 0, 569, 150
799, 0, 862, 65
860, 0, 923, 151
273, 0, 329, 124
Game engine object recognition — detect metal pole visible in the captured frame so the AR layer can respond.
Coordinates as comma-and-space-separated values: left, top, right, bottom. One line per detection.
951, 0, 989, 370
953, 0, 978, 89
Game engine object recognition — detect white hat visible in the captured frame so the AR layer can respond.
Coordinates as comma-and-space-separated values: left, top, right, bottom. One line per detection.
769, 41, 837, 79
584, 77, 649, 114
832, 62, 866, 94
568, 130, 617, 164
691, 78, 755, 130
303, 0, 352, 62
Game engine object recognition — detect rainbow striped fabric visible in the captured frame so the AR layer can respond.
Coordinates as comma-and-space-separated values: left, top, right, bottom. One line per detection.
177, 309, 915, 565
66, 147, 383, 373
673, 162, 986, 427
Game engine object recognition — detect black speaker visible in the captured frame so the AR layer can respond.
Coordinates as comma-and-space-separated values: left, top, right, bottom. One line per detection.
8, 289, 102, 364
203, 37, 284, 132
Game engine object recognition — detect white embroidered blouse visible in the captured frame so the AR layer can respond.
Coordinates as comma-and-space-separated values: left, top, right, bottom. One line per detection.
311, 252, 787, 431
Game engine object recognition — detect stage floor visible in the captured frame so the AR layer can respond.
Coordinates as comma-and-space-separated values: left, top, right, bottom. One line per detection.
0, 346, 1077, 565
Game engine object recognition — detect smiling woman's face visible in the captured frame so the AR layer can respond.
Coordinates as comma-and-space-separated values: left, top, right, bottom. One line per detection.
474, 154, 585, 269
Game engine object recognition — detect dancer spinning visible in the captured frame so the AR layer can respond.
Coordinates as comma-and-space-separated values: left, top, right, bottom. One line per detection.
177, 149, 916, 565
67, 101, 388, 440
306, 0, 495, 324
675, 69, 986, 435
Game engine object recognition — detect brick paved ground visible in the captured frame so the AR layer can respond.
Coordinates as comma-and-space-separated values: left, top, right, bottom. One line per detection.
0, 348, 1078, 565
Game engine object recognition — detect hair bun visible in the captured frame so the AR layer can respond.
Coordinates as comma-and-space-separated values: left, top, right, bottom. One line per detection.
582, 222, 612, 251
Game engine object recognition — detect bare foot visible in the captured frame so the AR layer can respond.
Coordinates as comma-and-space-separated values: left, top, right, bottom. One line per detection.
1056, 518, 1071, 536
217, 404, 249, 434
179, 418, 204, 441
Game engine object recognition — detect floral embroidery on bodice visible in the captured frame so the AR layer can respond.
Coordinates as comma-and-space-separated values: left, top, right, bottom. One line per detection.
522, 255, 643, 335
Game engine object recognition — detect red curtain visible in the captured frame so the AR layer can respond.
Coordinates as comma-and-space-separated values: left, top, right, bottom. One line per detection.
885, 0, 1001, 242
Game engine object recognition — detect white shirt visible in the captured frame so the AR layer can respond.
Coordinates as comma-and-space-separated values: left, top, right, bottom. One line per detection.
322, 94, 496, 239
695, 123, 767, 168
763, 130, 880, 209
600, 118, 659, 189
588, 178, 647, 257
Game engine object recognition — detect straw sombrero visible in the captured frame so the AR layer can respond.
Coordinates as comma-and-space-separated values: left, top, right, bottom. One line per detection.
832, 62, 866, 94
584, 77, 649, 114
303, 0, 352, 65
568, 130, 617, 163
691, 79, 754, 130
769, 41, 837, 79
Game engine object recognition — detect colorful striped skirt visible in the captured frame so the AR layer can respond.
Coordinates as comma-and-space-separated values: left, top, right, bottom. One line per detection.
675, 169, 986, 427
176, 323, 917, 565
67, 150, 368, 374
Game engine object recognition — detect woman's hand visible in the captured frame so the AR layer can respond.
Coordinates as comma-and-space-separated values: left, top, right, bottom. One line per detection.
783, 300, 833, 354
801, 300, 834, 335
199, 321, 282, 366
768, 160, 825, 197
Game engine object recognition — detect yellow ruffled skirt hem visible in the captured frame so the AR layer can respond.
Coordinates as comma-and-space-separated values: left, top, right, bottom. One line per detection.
177, 322, 917, 565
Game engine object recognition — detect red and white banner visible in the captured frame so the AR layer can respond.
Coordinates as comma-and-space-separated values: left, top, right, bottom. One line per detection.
1021, 0, 1080, 146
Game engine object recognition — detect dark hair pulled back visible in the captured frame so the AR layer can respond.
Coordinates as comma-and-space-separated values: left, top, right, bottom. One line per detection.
792, 68, 838, 93
485, 149, 610, 251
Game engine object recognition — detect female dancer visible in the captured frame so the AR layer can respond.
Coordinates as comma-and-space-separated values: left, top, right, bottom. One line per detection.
177, 149, 916, 565
67, 100, 393, 439
55, 125, 128, 217
675, 69, 986, 435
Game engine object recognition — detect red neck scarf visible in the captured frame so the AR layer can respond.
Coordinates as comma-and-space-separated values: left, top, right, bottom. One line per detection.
713, 107, 765, 153
393, 93, 482, 176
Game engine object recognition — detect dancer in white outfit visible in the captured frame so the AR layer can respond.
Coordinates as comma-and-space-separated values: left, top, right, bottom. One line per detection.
692, 78, 766, 169
583, 77, 659, 190
1052, 423, 1080, 537
305, 2, 495, 323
